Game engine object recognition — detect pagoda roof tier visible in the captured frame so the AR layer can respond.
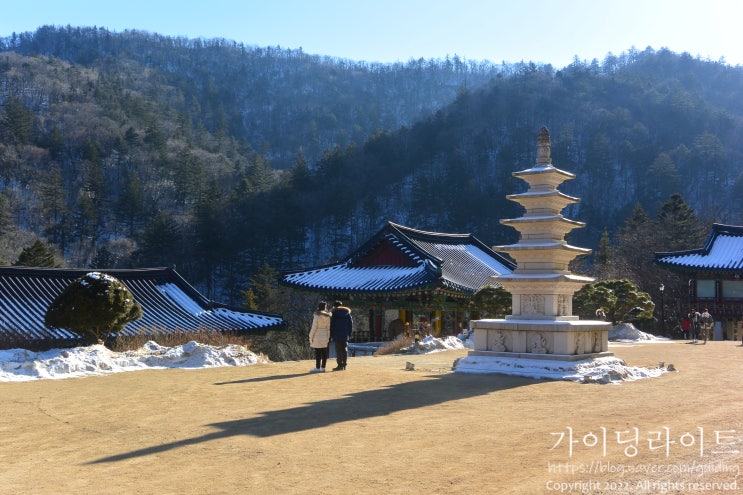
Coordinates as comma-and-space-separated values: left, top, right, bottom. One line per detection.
496, 243, 592, 275
506, 190, 580, 215
512, 164, 576, 190
494, 273, 595, 285
500, 215, 586, 242
495, 241, 591, 253
501, 214, 585, 227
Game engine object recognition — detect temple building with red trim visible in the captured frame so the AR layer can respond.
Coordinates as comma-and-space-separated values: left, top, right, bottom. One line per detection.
655, 223, 743, 340
281, 221, 516, 340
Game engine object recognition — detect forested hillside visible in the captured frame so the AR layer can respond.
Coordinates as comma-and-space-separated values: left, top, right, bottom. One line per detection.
2, 26, 500, 168
1, 26, 742, 308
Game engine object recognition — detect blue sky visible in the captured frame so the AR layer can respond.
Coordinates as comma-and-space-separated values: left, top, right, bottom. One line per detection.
2, 0, 742, 68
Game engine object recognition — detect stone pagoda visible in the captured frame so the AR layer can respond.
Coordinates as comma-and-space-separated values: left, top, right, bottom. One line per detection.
468, 127, 611, 361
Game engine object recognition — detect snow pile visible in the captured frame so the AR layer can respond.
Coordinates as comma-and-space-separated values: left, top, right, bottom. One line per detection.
401, 335, 466, 354
609, 322, 668, 342
0, 341, 268, 382
457, 331, 475, 348
455, 323, 671, 383
454, 355, 668, 383
0, 332, 670, 384
453, 323, 671, 382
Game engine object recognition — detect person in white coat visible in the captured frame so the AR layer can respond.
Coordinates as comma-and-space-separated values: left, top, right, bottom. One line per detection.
309, 301, 331, 372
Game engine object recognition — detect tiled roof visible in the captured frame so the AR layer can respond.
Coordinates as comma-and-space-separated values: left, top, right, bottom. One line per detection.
654, 224, 743, 272
282, 221, 516, 296
282, 261, 438, 293
0, 266, 284, 348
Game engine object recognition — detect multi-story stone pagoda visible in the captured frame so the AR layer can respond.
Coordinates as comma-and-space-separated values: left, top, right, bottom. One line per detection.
466, 127, 611, 361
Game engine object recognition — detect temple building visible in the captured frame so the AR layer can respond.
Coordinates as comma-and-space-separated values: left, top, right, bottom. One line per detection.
281, 221, 516, 340
0, 266, 284, 350
655, 223, 743, 340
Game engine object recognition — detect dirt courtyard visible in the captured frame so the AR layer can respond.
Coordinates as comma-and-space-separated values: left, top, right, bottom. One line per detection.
1, 340, 741, 495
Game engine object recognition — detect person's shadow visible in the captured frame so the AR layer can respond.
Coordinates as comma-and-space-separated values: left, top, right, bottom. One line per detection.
88, 371, 534, 464
214, 373, 308, 384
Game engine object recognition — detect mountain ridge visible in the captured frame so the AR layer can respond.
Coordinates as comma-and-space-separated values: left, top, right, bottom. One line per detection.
0, 26, 741, 305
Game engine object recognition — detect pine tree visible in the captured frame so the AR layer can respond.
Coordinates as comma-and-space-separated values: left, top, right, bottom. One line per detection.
134, 212, 181, 266
14, 239, 57, 267
37, 166, 69, 248
0, 193, 12, 233
287, 150, 311, 191
0, 95, 34, 145
574, 279, 654, 324
612, 194, 706, 320
44, 272, 143, 345
248, 264, 283, 313
657, 193, 707, 251
116, 172, 146, 238
646, 153, 681, 205
613, 203, 655, 284
468, 286, 512, 319
74, 160, 108, 249
591, 228, 615, 279
191, 180, 227, 296
172, 148, 205, 206
90, 244, 116, 269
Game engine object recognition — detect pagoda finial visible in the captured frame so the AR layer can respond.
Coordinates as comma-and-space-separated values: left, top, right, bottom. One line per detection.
536, 126, 551, 165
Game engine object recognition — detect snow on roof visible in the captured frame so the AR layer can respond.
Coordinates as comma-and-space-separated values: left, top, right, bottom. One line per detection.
0, 267, 283, 348
283, 262, 434, 293
157, 283, 208, 316
282, 222, 515, 295
655, 224, 743, 271
410, 240, 514, 292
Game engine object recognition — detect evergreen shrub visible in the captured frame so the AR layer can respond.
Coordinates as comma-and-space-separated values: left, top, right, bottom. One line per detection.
45, 272, 143, 345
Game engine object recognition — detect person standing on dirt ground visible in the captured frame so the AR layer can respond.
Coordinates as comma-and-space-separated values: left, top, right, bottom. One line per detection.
700, 308, 713, 345
309, 301, 332, 373
689, 308, 701, 343
680, 315, 691, 340
330, 300, 353, 371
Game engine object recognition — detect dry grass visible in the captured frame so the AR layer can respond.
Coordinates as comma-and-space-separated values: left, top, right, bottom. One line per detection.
107, 328, 253, 352
77, 326, 311, 363
374, 333, 415, 355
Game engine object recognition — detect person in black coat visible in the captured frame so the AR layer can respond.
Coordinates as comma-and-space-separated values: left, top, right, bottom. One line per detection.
329, 300, 353, 371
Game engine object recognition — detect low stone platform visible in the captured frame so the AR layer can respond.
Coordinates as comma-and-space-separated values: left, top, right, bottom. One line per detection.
471, 318, 612, 359
467, 349, 613, 362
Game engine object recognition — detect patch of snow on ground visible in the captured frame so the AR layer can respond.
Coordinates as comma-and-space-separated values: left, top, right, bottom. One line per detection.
401, 335, 466, 354
0, 328, 672, 383
609, 322, 670, 342
0, 341, 267, 382
454, 355, 667, 383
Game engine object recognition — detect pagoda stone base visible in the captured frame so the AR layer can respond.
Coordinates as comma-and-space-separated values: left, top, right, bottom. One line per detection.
469, 318, 612, 361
